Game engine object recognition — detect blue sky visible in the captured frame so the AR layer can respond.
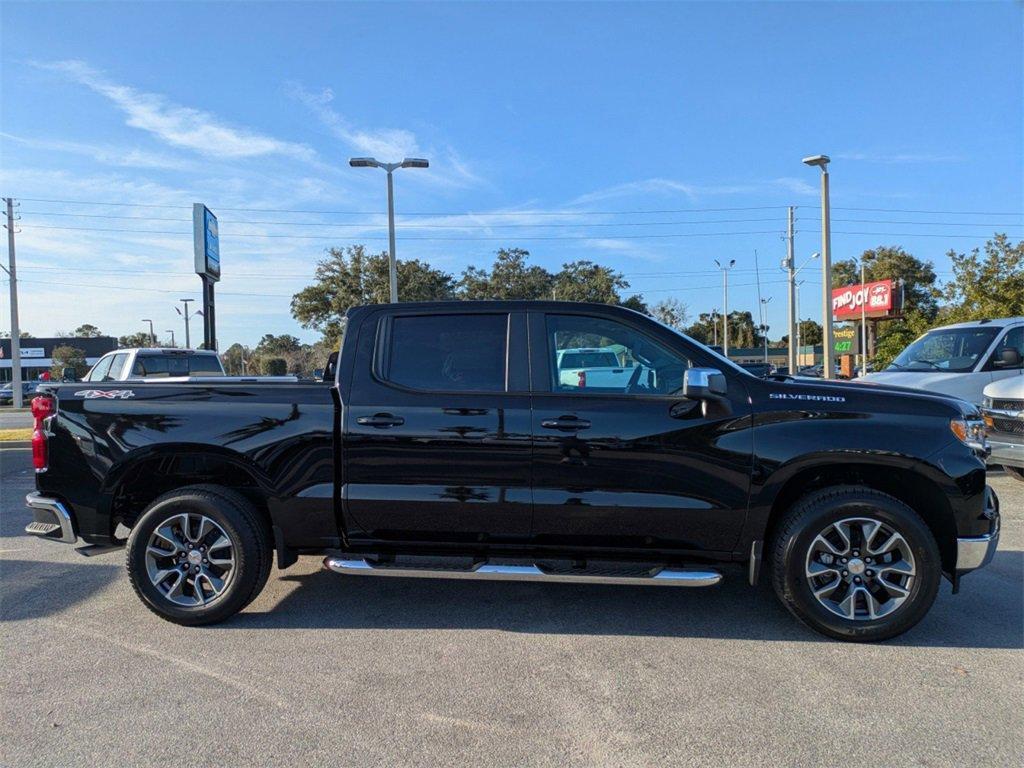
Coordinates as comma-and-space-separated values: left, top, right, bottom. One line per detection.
1, 1, 1021, 347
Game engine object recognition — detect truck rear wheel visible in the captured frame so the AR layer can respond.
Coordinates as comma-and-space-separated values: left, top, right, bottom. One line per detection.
769, 486, 941, 642
126, 485, 272, 626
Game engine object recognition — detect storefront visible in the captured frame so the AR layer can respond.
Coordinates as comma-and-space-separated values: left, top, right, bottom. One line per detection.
0, 337, 117, 382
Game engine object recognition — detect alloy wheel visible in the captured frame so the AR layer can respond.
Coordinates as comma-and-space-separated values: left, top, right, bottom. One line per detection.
145, 513, 236, 607
804, 516, 916, 620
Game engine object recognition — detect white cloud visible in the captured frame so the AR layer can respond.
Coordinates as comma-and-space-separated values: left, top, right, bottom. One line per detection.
36, 60, 316, 161
1, 131, 193, 170
286, 83, 481, 189
287, 84, 419, 159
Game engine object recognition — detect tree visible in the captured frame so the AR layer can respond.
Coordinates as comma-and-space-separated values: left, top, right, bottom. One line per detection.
74, 324, 104, 338
458, 248, 553, 300
619, 295, 649, 314
292, 245, 455, 345
118, 331, 153, 348
832, 246, 939, 319
221, 343, 252, 375
551, 260, 632, 304
262, 357, 288, 376
685, 312, 721, 346
650, 298, 689, 331
255, 334, 302, 357
50, 345, 89, 380
0, 330, 31, 339
942, 234, 1024, 322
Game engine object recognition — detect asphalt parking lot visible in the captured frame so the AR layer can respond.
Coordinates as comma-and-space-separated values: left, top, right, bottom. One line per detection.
1, 446, 1021, 768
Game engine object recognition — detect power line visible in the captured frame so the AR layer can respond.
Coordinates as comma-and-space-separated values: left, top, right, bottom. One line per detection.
15, 196, 1022, 217
22, 224, 788, 241
20, 211, 796, 229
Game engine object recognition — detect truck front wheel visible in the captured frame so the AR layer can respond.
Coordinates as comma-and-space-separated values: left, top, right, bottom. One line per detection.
126, 486, 272, 625
769, 486, 941, 642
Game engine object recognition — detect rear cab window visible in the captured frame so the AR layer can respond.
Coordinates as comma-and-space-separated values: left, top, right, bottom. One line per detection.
132, 353, 224, 377
381, 314, 508, 392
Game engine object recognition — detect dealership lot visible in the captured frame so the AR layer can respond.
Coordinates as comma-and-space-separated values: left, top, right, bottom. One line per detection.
1, 446, 1020, 768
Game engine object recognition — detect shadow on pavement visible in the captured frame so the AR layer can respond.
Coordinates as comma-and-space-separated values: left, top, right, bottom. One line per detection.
0, 558, 122, 621
220, 550, 1023, 649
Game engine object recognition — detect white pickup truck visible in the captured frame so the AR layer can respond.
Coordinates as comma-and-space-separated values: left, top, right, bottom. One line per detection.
556, 347, 640, 390
81, 348, 297, 383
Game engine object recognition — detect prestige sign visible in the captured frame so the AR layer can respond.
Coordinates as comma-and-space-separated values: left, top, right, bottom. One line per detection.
832, 279, 894, 320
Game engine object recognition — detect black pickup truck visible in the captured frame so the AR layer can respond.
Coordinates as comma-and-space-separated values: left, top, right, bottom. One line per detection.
25, 301, 1000, 641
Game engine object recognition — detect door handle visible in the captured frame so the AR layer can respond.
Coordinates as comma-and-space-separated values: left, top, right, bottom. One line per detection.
356, 413, 405, 428
541, 416, 591, 431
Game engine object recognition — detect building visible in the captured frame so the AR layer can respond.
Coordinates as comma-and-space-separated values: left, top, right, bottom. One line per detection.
0, 336, 117, 383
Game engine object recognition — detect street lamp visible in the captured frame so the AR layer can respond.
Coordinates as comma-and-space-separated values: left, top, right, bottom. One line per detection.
803, 154, 834, 378
141, 319, 155, 347
349, 156, 430, 302
175, 298, 195, 349
714, 259, 736, 357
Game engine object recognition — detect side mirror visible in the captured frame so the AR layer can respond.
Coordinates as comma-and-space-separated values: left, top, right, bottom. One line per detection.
683, 367, 728, 400
994, 348, 1022, 368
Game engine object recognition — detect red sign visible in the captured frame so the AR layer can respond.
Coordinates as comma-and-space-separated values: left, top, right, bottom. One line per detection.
832, 279, 894, 320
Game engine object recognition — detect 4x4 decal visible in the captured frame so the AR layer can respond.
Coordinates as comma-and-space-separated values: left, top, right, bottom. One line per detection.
74, 389, 136, 400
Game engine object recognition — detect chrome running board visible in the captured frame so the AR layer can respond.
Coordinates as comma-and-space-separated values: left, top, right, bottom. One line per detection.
323, 557, 722, 587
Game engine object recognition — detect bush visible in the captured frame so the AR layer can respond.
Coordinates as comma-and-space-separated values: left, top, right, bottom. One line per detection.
262, 357, 287, 376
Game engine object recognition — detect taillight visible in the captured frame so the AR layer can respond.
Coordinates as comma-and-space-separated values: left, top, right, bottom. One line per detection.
31, 396, 53, 473
577, 370, 587, 388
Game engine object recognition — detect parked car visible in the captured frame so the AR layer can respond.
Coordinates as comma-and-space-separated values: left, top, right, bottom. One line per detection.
982, 376, 1024, 482
796, 363, 842, 379
25, 301, 999, 642
860, 317, 1023, 405
0, 381, 40, 406
555, 346, 639, 390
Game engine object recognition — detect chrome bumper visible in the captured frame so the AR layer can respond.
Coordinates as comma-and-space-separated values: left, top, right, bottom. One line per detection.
956, 487, 1000, 572
24, 492, 77, 544
986, 436, 1024, 470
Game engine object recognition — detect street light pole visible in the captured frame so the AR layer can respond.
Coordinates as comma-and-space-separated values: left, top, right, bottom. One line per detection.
178, 299, 194, 349
142, 319, 155, 347
784, 206, 796, 373
803, 154, 834, 378
760, 297, 772, 363
349, 157, 430, 303
166, 330, 176, 348
3, 197, 22, 408
714, 259, 736, 357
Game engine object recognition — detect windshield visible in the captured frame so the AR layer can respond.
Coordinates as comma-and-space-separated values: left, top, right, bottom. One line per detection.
888, 327, 998, 373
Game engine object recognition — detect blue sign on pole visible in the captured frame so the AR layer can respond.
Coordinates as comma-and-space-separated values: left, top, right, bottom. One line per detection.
193, 203, 220, 282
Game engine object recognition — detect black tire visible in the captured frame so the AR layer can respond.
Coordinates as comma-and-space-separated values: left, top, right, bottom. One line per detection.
769, 485, 941, 642
126, 485, 272, 626
1003, 465, 1024, 483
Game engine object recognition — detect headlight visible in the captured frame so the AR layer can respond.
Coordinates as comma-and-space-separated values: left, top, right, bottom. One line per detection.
950, 418, 988, 451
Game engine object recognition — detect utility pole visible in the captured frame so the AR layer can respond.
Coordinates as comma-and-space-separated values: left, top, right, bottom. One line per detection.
142, 319, 155, 347
166, 330, 175, 348
785, 206, 796, 374
177, 299, 195, 349
3, 198, 22, 408
711, 308, 718, 346
714, 259, 736, 357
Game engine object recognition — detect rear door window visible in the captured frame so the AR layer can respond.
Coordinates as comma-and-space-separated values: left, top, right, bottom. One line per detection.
383, 314, 508, 392
104, 353, 128, 381
86, 356, 113, 382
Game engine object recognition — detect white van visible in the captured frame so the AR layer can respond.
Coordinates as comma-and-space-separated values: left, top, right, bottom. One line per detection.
860, 317, 1023, 405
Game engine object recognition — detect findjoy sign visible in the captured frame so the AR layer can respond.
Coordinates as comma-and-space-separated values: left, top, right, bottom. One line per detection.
832, 279, 894, 320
